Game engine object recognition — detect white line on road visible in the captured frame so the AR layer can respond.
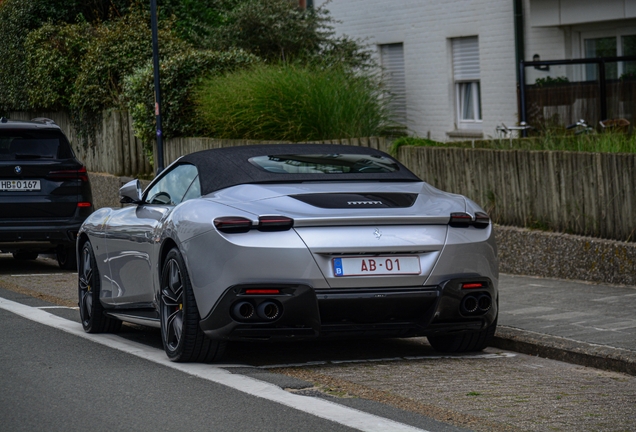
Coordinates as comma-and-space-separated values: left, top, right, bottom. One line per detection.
0, 296, 428, 432
37, 306, 79, 310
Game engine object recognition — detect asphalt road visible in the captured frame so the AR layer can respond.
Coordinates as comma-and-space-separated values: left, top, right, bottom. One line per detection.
0, 255, 635, 431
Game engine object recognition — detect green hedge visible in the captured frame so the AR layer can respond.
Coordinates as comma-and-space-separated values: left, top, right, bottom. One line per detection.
124, 48, 259, 150
194, 64, 393, 141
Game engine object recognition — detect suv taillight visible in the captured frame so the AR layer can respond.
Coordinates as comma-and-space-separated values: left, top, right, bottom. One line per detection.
48, 166, 88, 182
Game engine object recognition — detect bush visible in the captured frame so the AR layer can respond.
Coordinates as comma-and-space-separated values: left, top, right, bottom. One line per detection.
206, 0, 372, 68
124, 48, 259, 148
194, 64, 393, 141
0, 0, 132, 113
24, 22, 93, 111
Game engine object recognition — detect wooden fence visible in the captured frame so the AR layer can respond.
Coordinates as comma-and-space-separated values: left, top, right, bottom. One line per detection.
398, 146, 636, 242
9, 111, 635, 241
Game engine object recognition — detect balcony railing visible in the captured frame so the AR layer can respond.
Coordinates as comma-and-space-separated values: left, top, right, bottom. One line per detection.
519, 56, 636, 134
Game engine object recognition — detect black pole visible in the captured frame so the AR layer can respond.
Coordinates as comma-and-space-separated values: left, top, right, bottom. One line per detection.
598, 60, 608, 122
513, 0, 525, 87
519, 60, 528, 137
151, 0, 164, 174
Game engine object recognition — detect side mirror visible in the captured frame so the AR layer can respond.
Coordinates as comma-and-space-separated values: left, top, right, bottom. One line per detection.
119, 179, 142, 204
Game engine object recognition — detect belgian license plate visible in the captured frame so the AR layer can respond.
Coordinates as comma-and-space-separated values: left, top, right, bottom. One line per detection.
333, 256, 421, 277
0, 179, 41, 191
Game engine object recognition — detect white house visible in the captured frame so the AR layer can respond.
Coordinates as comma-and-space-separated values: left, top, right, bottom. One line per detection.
315, 0, 636, 141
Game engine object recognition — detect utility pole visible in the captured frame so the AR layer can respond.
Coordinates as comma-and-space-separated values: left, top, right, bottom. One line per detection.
150, 0, 164, 174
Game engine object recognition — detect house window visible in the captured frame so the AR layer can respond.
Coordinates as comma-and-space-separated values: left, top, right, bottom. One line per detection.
452, 36, 482, 128
380, 43, 407, 126
583, 30, 636, 80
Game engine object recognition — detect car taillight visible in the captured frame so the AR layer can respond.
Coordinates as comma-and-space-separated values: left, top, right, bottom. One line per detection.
214, 217, 253, 234
474, 212, 490, 229
461, 282, 485, 289
48, 166, 89, 182
449, 212, 472, 227
449, 212, 490, 228
258, 216, 294, 232
244, 289, 281, 295
214, 215, 295, 234
77, 202, 92, 208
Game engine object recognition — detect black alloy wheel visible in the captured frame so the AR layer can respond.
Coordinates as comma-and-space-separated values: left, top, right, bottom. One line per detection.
160, 248, 225, 363
78, 240, 121, 333
427, 317, 498, 353
57, 245, 78, 270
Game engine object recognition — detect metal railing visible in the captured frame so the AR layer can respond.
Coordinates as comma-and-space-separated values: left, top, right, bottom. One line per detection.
519, 55, 636, 136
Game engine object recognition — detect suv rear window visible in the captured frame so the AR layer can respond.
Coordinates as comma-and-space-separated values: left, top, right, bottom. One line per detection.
0, 129, 74, 160
249, 154, 400, 174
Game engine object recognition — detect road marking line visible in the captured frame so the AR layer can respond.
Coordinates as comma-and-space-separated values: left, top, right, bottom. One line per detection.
0, 296, 428, 432
10, 273, 69, 277
37, 306, 79, 310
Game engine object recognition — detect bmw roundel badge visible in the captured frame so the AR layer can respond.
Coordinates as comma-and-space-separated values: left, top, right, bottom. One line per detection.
14, 166, 21, 174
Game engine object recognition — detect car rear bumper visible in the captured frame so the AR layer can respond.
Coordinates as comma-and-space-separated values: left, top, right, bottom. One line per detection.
199, 277, 498, 341
0, 221, 84, 251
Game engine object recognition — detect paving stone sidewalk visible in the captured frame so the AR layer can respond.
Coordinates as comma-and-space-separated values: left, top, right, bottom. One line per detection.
496, 274, 636, 374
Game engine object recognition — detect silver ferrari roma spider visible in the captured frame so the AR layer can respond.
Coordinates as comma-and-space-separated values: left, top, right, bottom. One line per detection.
78, 144, 498, 362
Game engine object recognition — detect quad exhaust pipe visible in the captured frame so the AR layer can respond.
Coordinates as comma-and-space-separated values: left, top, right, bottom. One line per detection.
257, 301, 280, 320
232, 301, 255, 320
460, 293, 491, 315
231, 300, 282, 322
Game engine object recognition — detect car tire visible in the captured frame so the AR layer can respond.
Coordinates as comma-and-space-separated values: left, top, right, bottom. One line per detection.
427, 317, 497, 353
57, 245, 78, 270
160, 248, 225, 363
78, 240, 122, 333
12, 251, 39, 261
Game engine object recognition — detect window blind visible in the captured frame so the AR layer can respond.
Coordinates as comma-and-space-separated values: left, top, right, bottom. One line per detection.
452, 37, 480, 81
380, 43, 407, 125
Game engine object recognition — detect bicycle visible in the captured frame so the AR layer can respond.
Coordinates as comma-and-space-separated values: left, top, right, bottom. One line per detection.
495, 122, 533, 138
566, 119, 595, 135
495, 122, 533, 147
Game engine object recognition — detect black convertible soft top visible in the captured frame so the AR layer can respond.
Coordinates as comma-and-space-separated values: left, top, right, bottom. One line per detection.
178, 144, 421, 195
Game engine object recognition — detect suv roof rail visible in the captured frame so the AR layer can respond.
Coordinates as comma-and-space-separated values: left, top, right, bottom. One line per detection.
31, 117, 57, 125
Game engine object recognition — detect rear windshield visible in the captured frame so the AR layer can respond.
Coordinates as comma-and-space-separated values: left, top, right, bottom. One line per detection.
0, 129, 74, 161
249, 154, 400, 174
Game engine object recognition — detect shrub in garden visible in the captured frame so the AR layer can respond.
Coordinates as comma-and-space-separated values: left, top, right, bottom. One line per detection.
70, 9, 190, 140
24, 22, 94, 111
206, 0, 372, 69
123, 48, 259, 150
194, 64, 393, 141
0, 0, 132, 113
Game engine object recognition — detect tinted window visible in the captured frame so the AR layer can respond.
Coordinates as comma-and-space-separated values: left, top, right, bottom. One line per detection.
249, 154, 399, 174
145, 164, 199, 206
0, 129, 74, 160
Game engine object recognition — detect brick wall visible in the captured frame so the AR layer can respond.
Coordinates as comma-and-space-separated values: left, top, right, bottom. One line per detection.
315, 0, 565, 141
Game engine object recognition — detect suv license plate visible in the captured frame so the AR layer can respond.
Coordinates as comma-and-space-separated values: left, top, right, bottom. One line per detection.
0, 180, 41, 191
333, 256, 421, 277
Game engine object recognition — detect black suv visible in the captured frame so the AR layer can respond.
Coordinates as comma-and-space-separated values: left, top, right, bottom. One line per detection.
0, 117, 92, 269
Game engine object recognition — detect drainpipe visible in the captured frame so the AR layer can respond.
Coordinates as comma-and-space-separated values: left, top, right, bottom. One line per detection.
513, 0, 526, 132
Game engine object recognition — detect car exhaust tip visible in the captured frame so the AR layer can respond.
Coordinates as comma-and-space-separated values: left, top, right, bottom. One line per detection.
477, 294, 492, 312
257, 301, 281, 320
232, 301, 255, 320
460, 295, 479, 314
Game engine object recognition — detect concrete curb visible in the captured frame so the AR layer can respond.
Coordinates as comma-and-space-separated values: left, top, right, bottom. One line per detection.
492, 325, 636, 376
